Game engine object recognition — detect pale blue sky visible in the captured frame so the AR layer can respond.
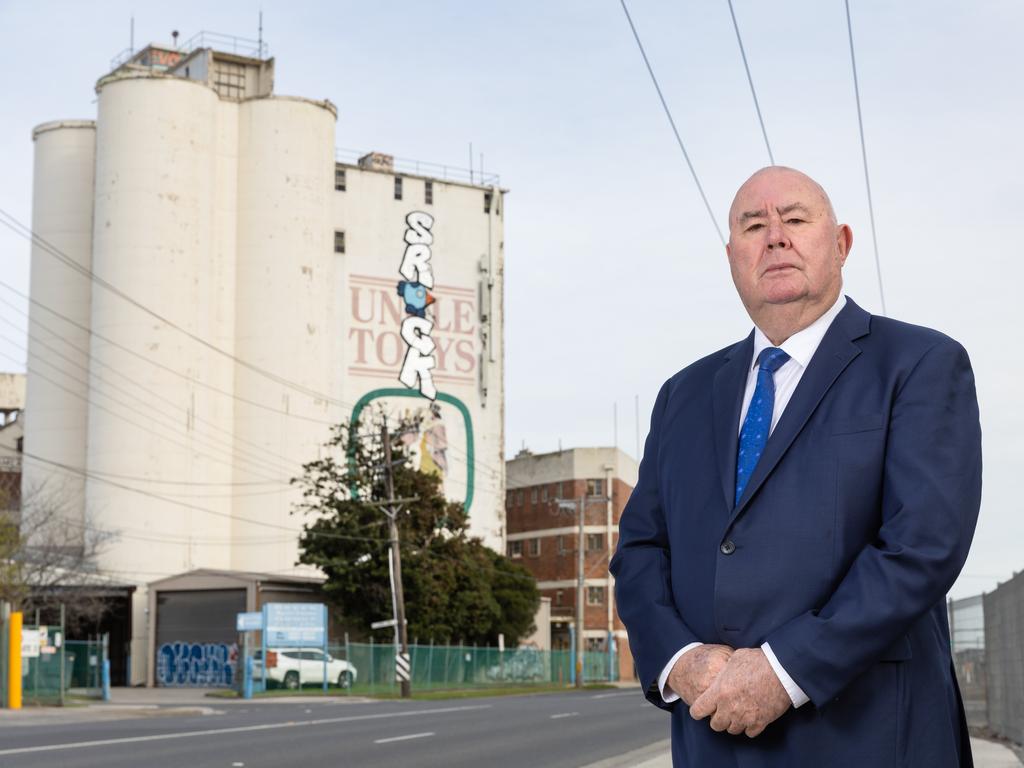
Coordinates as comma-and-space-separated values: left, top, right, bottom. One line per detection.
1, 1, 1021, 597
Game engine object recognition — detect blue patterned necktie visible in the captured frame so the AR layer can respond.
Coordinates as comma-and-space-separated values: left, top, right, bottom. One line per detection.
735, 347, 791, 506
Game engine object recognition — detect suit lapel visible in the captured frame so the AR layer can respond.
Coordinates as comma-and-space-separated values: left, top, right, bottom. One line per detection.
712, 333, 754, 514
726, 298, 872, 530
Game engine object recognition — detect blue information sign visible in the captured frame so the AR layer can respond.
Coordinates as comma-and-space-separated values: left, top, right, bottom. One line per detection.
236, 611, 264, 632
263, 603, 327, 647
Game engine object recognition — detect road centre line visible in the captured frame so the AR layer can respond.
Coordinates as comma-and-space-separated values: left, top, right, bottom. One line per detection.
550, 712, 580, 719
590, 692, 639, 700
0, 705, 491, 757
374, 732, 435, 744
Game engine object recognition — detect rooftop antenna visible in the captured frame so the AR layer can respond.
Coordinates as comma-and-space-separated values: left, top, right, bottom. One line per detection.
613, 402, 618, 450
469, 142, 473, 184
171, 29, 179, 49
130, 16, 135, 53
258, 10, 263, 57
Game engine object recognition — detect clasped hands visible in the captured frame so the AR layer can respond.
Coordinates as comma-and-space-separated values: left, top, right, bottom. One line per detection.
669, 644, 792, 738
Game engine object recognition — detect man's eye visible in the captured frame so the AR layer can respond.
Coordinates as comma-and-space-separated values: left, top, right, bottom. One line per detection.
785, 218, 805, 224
745, 223, 764, 232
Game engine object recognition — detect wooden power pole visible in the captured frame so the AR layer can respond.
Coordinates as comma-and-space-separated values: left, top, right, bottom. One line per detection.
381, 420, 411, 698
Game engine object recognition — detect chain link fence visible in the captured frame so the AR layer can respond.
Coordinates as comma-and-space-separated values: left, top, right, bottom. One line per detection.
950, 570, 1024, 746
255, 641, 617, 695
0, 610, 105, 706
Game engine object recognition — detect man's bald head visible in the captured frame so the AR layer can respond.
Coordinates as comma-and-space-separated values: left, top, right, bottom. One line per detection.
724, 165, 852, 344
728, 166, 837, 233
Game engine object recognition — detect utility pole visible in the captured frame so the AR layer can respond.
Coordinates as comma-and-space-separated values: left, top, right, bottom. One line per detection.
558, 496, 586, 689
576, 495, 585, 689
381, 420, 411, 698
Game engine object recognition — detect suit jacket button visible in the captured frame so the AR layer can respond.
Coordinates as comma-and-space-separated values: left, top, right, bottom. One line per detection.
720, 540, 736, 555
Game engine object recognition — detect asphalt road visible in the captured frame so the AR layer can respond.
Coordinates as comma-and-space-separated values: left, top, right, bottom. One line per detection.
0, 690, 668, 768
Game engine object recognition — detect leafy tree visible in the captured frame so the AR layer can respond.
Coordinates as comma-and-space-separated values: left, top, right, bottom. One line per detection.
293, 413, 538, 646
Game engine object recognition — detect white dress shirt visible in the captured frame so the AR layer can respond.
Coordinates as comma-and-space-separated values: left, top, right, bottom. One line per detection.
658, 294, 848, 708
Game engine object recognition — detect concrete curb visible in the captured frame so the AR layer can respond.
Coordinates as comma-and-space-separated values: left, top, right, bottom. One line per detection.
577, 739, 670, 768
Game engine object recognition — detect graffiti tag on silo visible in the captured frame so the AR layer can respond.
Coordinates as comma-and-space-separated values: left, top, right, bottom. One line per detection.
396, 211, 438, 400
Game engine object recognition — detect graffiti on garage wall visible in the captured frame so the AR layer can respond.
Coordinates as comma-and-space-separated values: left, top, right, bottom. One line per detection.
156, 642, 238, 687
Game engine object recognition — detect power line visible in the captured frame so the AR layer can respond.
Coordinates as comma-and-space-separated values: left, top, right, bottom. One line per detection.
0, 282, 505, 486
0, 209, 350, 409
0, 333, 301, 482
844, 0, 887, 316
0, 311, 308, 475
9, 446, 390, 544
0, 349, 293, 483
0, 285, 334, 426
726, 0, 774, 165
619, 0, 725, 246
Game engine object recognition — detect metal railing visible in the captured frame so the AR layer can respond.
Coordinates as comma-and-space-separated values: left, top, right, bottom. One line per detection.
111, 30, 269, 71
335, 148, 501, 187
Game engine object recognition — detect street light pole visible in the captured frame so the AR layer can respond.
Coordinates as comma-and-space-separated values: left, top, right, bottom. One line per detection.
576, 495, 585, 689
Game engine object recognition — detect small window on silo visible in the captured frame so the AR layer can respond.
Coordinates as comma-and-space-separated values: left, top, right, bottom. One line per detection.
335, 166, 347, 192
484, 191, 492, 214
394, 176, 403, 200
334, 230, 346, 254
425, 180, 433, 205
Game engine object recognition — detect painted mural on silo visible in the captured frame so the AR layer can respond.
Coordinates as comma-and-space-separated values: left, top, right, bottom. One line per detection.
335, 169, 505, 549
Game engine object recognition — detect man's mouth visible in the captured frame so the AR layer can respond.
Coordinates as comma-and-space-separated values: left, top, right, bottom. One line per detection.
763, 264, 796, 275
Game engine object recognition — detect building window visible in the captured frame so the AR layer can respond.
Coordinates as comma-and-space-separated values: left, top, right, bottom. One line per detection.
555, 589, 564, 606
587, 586, 605, 606
335, 166, 347, 191
587, 478, 604, 497
425, 180, 433, 205
484, 191, 492, 214
541, 487, 548, 502
556, 481, 563, 499
557, 535, 566, 555
334, 230, 346, 254
528, 538, 541, 557
517, 490, 524, 506
530, 488, 538, 504
587, 533, 604, 552
508, 540, 523, 559
394, 176, 403, 200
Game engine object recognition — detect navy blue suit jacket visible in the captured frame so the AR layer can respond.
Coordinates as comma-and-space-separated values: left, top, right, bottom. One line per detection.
609, 298, 982, 768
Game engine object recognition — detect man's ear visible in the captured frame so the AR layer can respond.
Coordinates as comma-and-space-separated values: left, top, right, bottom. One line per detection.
837, 224, 853, 266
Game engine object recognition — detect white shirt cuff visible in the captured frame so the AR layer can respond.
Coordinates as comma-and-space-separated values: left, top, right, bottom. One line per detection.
657, 642, 703, 703
761, 641, 809, 708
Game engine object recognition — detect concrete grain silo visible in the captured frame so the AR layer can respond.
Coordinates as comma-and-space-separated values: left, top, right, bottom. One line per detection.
22, 121, 96, 540
232, 96, 337, 572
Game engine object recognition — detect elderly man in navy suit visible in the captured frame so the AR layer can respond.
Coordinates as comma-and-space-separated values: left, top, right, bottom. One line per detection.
609, 166, 981, 767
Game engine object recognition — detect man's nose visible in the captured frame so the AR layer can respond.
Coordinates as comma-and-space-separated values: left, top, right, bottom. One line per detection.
766, 217, 791, 250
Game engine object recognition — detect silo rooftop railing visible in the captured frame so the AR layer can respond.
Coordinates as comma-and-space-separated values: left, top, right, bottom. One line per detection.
110, 31, 270, 71
335, 147, 501, 188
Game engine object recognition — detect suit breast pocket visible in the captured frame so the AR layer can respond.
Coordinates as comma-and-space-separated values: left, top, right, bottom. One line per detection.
830, 413, 887, 436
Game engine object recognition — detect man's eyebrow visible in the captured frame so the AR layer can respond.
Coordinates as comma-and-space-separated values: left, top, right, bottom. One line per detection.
738, 209, 767, 222
778, 203, 812, 216
737, 203, 813, 223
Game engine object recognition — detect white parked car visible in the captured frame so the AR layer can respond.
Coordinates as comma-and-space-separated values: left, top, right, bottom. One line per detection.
252, 647, 357, 690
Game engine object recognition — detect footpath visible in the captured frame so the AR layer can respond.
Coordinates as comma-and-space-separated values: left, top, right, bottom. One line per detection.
581, 737, 1022, 768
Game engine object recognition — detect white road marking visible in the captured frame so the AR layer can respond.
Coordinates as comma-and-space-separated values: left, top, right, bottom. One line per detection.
550, 712, 579, 719
374, 731, 435, 744
0, 705, 491, 757
590, 692, 638, 700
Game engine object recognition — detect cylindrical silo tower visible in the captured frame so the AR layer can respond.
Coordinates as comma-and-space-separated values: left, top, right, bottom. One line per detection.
22, 121, 96, 541
231, 96, 338, 574
88, 71, 240, 680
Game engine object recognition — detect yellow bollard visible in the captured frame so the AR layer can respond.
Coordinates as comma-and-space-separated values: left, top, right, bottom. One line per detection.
7, 612, 21, 709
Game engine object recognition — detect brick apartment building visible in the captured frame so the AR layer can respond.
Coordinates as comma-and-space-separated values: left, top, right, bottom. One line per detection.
505, 447, 638, 680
